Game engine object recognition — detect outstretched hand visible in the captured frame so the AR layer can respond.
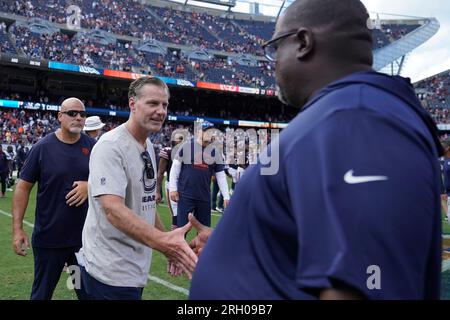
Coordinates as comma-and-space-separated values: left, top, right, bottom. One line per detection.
188, 213, 212, 256
160, 221, 198, 279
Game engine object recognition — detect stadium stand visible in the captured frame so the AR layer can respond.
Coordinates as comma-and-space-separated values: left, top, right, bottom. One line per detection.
415, 69, 450, 124
0, 1, 422, 89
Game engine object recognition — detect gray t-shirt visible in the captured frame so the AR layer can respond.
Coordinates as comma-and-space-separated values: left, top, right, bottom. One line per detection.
81, 123, 157, 288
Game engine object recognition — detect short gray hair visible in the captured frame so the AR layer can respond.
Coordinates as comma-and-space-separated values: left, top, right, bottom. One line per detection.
128, 76, 170, 100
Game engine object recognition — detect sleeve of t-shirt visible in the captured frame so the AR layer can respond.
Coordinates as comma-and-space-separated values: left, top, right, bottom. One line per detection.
285, 109, 438, 299
89, 140, 127, 198
19, 143, 41, 183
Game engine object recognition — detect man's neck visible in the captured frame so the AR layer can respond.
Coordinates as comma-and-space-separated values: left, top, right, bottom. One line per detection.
55, 128, 81, 144
305, 64, 373, 106
125, 121, 148, 148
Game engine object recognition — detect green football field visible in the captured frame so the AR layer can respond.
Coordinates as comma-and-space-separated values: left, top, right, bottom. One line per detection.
0, 185, 221, 300
2, 184, 450, 299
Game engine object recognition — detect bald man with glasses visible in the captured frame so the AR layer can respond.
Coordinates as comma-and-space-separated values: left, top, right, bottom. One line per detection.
12, 97, 96, 300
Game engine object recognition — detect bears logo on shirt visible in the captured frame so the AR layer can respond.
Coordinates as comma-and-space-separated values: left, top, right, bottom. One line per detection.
142, 168, 156, 194
81, 147, 90, 155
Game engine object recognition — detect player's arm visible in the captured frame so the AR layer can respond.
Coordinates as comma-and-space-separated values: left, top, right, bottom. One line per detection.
169, 159, 181, 202
11, 179, 33, 256
215, 170, 230, 207
100, 194, 196, 277
156, 157, 168, 204
11, 143, 40, 257
224, 166, 232, 178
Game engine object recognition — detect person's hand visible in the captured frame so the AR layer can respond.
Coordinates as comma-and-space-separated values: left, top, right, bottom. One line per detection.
156, 191, 162, 204
223, 199, 230, 209
170, 191, 179, 202
66, 181, 88, 207
167, 260, 183, 277
12, 228, 30, 257
188, 213, 212, 256
159, 222, 197, 279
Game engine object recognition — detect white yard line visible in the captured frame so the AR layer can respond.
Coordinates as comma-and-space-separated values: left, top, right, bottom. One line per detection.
0, 209, 35, 228
147, 275, 189, 295
0, 209, 189, 295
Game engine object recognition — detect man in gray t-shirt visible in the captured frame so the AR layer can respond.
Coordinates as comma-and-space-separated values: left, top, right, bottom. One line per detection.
79, 77, 197, 300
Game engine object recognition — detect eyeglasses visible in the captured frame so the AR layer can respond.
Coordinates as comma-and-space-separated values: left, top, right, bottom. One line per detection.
61, 110, 87, 118
141, 151, 154, 180
262, 31, 298, 62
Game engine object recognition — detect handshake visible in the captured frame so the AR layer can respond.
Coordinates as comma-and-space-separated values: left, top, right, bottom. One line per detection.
161, 213, 212, 279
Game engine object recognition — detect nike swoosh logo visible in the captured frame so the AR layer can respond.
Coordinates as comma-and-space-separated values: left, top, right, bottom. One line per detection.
344, 170, 388, 184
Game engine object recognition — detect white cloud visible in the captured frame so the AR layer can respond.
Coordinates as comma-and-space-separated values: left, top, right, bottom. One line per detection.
362, 0, 450, 82
402, 23, 450, 81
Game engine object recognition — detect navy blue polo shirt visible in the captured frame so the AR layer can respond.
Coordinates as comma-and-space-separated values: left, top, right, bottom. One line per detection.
190, 71, 442, 300
20, 133, 96, 248
177, 139, 224, 202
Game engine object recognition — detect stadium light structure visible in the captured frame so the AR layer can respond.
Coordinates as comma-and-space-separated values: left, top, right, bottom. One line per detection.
166, 0, 295, 17
188, 0, 237, 8
371, 13, 440, 76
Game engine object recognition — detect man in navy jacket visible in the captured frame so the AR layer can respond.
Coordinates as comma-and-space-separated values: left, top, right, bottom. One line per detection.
189, 0, 443, 300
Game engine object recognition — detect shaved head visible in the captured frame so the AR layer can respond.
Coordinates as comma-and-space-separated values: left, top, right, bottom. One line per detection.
61, 97, 85, 112
58, 97, 86, 137
273, 0, 373, 108
282, 0, 373, 59
284, 0, 371, 32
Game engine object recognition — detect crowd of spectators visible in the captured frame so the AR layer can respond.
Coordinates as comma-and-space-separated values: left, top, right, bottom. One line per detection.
416, 71, 450, 108
0, 109, 59, 145
191, 57, 274, 88
10, 25, 139, 71
0, 0, 421, 90
0, 86, 296, 124
428, 107, 450, 125
0, 108, 123, 146
1, 108, 278, 162
415, 70, 450, 124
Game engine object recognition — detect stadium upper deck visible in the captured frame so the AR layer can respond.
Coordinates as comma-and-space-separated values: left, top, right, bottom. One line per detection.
0, 0, 430, 90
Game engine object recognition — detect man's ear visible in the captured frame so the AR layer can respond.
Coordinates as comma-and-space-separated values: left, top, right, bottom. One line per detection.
296, 28, 315, 59
129, 97, 135, 112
